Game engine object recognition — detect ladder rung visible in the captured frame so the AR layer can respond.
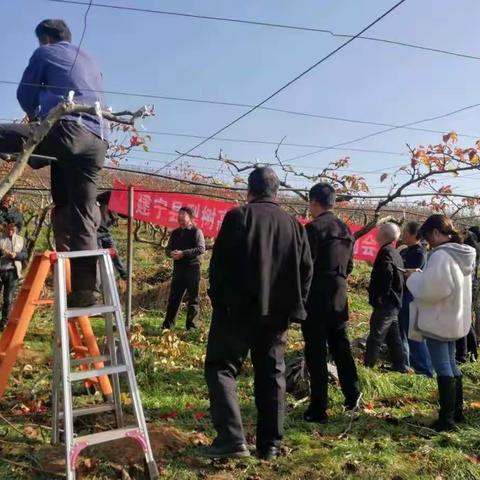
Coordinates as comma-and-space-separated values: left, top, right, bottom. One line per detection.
31, 299, 54, 306
71, 355, 110, 366
55, 249, 110, 260
72, 346, 89, 353
60, 403, 116, 419
73, 427, 141, 447
67, 305, 117, 318
69, 365, 127, 382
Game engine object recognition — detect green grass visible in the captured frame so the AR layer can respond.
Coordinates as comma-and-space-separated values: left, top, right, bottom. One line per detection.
1, 247, 480, 479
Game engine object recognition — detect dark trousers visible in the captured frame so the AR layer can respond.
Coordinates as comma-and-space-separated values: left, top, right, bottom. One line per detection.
302, 317, 359, 413
0, 270, 18, 326
365, 308, 406, 372
163, 265, 200, 329
456, 326, 478, 363
205, 306, 288, 450
0, 121, 107, 291
398, 300, 433, 377
97, 234, 127, 280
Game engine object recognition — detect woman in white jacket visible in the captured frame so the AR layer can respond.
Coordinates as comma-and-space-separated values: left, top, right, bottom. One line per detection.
406, 215, 475, 431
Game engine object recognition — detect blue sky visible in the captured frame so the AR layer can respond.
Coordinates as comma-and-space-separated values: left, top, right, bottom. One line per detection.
1, 0, 480, 197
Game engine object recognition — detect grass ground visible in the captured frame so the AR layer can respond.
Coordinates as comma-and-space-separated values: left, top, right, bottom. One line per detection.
0, 242, 480, 479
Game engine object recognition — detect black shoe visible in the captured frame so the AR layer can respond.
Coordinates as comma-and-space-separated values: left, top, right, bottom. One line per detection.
198, 443, 250, 459
345, 393, 361, 411
256, 446, 280, 461
303, 406, 328, 424
67, 290, 98, 308
454, 376, 466, 423
431, 376, 456, 432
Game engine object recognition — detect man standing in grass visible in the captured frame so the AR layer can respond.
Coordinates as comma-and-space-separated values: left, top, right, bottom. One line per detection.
163, 207, 205, 330
203, 167, 312, 460
365, 223, 407, 372
0, 221, 27, 330
302, 183, 360, 423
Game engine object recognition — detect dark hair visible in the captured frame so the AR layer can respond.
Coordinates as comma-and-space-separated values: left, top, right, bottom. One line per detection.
419, 214, 463, 244
309, 183, 336, 208
469, 225, 480, 241
179, 206, 195, 218
248, 167, 280, 198
405, 221, 422, 240
35, 19, 72, 43
464, 231, 478, 248
4, 216, 18, 227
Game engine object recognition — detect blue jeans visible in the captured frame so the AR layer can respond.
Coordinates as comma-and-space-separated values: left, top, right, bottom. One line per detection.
426, 338, 461, 378
399, 300, 433, 377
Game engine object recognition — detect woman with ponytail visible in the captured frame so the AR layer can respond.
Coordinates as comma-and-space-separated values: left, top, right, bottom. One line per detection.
407, 214, 475, 431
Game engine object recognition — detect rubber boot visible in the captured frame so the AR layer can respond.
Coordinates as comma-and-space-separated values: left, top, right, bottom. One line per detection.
454, 376, 466, 423
431, 376, 456, 432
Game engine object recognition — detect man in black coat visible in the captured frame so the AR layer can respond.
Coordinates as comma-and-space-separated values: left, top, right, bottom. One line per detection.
301, 183, 360, 423
163, 207, 205, 330
364, 223, 407, 372
203, 167, 313, 460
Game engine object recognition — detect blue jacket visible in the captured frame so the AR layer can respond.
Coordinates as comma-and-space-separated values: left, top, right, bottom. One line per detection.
17, 41, 109, 139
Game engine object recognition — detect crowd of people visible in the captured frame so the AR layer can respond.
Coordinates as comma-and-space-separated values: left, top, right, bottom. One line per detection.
159, 167, 478, 460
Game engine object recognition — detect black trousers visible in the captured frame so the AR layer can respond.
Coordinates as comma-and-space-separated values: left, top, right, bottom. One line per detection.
205, 307, 288, 450
364, 307, 406, 372
0, 121, 107, 291
97, 234, 127, 280
0, 270, 18, 326
456, 326, 478, 363
163, 265, 200, 329
302, 316, 360, 413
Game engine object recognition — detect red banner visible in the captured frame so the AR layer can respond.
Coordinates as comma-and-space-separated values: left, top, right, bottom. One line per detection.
109, 179, 380, 263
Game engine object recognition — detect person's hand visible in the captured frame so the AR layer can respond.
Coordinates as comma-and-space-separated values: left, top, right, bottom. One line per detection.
171, 250, 184, 260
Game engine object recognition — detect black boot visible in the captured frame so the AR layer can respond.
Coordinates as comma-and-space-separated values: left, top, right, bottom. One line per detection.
454, 376, 466, 423
431, 376, 456, 432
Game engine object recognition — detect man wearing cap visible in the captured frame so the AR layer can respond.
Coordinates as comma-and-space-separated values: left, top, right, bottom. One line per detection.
0, 221, 27, 329
0, 19, 109, 307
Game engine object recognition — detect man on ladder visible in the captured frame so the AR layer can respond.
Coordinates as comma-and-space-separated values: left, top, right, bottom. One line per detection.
0, 19, 109, 308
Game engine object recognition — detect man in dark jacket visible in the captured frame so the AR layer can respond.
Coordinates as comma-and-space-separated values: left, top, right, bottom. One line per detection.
364, 223, 406, 372
302, 183, 360, 423
398, 221, 432, 376
0, 221, 28, 329
96, 191, 127, 280
163, 207, 205, 330
0, 19, 109, 308
0, 193, 23, 231
203, 167, 313, 460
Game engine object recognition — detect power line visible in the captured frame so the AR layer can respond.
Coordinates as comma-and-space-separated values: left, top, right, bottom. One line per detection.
150, 0, 408, 176
45, 0, 480, 62
1, 82, 478, 140
286, 101, 480, 163
68, 0, 93, 78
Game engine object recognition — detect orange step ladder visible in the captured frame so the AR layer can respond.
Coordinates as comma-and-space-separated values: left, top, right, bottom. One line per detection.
0, 251, 112, 398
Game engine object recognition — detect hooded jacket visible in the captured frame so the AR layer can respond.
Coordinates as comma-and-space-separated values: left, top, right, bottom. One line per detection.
407, 242, 476, 341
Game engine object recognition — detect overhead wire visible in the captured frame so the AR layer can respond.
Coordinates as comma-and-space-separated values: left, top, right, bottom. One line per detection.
146, 0, 409, 176
2, 82, 478, 140
45, 0, 480, 62
286, 101, 480, 162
